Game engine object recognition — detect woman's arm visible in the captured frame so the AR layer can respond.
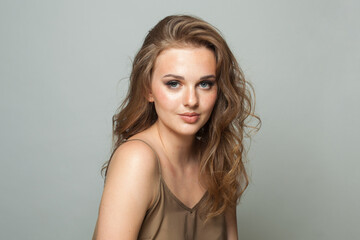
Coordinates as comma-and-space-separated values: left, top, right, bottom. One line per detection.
225, 206, 239, 240
93, 141, 159, 240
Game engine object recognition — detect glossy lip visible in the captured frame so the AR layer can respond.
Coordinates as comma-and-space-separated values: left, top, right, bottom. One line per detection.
178, 112, 200, 123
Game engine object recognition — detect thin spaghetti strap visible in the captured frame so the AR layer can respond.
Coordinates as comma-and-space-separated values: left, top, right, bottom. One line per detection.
125, 139, 162, 176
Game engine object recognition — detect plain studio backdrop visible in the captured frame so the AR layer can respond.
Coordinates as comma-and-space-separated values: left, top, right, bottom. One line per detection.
1, 0, 359, 239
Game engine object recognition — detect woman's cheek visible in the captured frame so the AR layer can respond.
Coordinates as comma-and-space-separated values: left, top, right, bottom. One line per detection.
205, 91, 218, 108
154, 89, 179, 109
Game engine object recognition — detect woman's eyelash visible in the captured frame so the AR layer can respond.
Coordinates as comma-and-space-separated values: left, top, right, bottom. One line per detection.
199, 81, 215, 88
165, 80, 215, 89
165, 81, 180, 88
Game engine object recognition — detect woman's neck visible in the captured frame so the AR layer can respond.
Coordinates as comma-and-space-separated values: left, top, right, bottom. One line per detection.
154, 121, 198, 169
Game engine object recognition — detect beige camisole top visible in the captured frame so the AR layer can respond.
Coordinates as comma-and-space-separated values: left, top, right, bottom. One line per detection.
126, 139, 227, 240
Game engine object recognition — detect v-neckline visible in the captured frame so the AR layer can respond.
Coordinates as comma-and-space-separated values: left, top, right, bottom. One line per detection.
160, 177, 208, 212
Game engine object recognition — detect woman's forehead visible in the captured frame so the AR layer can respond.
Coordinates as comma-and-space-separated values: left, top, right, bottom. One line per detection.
153, 47, 216, 71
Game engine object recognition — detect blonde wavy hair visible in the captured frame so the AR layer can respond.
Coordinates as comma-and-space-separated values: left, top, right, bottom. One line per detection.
102, 15, 261, 220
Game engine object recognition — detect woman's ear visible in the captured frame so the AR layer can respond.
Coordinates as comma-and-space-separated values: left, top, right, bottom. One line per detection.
147, 92, 154, 102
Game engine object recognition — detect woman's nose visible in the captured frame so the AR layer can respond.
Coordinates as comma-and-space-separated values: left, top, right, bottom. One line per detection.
183, 87, 199, 108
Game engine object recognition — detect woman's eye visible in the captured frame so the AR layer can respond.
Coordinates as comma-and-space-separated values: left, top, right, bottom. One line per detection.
166, 81, 180, 88
199, 81, 214, 89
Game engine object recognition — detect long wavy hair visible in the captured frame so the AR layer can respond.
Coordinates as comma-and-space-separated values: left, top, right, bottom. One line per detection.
102, 15, 261, 220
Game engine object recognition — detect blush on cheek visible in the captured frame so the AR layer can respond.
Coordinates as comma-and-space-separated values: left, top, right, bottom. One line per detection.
205, 92, 218, 106
153, 88, 179, 108
152, 86, 166, 101
158, 90, 171, 102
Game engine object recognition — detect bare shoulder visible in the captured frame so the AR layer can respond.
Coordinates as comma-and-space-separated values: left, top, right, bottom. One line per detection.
107, 139, 159, 181
105, 139, 160, 206
94, 139, 159, 239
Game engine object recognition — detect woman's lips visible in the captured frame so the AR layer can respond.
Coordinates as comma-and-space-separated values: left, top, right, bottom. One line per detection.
179, 113, 200, 123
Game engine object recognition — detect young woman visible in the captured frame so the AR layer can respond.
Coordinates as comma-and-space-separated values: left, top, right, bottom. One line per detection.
93, 15, 260, 240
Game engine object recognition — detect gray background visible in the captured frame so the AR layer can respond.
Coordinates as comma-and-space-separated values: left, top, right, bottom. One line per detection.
1, 0, 359, 239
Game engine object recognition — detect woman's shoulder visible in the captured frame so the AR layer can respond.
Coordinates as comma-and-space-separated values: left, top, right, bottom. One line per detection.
108, 137, 160, 180
104, 136, 160, 209
95, 137, 160, 239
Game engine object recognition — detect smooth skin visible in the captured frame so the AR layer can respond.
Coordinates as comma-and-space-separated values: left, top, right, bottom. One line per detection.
93, 47, 238, 240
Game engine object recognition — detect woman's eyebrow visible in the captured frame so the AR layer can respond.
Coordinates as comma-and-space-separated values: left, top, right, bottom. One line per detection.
200, 75, 216, 80
162, 74, 184, 79
162, 74, 216, 80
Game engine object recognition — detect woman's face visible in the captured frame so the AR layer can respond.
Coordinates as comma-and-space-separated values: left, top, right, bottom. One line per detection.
149, 46, 218, 137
